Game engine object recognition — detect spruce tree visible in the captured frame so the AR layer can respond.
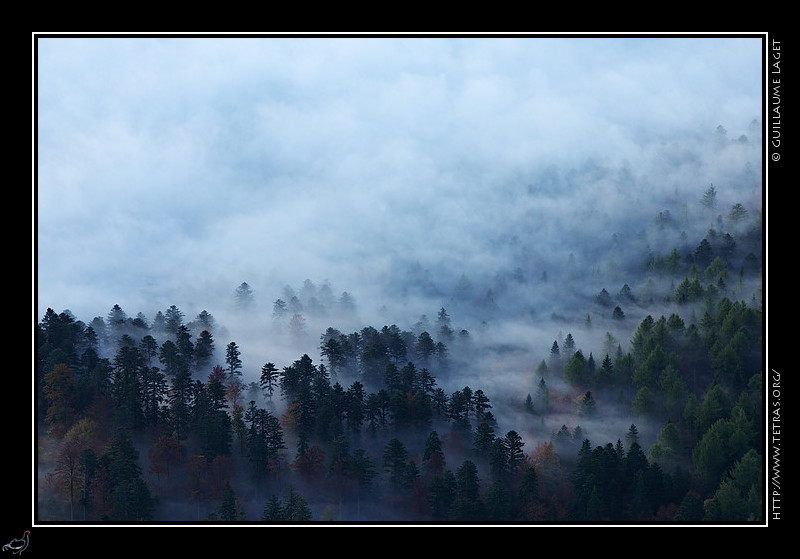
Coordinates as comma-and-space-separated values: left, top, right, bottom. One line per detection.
104, 429, 155, 521
225, 342, 243, 379
214, 481, 246, 521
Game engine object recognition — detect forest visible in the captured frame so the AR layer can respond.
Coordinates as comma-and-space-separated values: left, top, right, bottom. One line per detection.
35, 180, 763, 525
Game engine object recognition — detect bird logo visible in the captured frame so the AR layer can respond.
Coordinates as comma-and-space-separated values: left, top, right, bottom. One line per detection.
2, 531, 29, 555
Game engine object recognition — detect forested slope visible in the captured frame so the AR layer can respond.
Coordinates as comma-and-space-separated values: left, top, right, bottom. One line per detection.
36, 187, 763, 524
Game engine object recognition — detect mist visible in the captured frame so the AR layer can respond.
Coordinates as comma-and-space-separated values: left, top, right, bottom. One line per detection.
35, 35, 764, 523
37, 36, 761, 317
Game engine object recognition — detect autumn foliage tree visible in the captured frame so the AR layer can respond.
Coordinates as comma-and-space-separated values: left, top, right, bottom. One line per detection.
149, 432, 184, 490
37, 208, 762, 523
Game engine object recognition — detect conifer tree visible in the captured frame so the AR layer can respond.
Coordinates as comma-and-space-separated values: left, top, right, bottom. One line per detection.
213, 481, 246, 521
103, 429, 155, 521
505, 430, 525, 475
194, 330, 215, 371
382, 437, 409, 490
260, 362, 279, 401
225, 342, 243, 379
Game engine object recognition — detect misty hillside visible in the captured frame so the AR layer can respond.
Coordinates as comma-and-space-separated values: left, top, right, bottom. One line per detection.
37, 173, 762, 523
35, 36, 764, 525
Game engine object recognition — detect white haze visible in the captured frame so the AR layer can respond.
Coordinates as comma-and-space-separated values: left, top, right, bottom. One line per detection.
35, 35, 763, 451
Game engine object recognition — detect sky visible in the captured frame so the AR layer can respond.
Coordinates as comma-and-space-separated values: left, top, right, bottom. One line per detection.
35, 34, 764, 330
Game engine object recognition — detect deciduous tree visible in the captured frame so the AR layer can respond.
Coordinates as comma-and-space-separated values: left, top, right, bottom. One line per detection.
149, 432, 184, 486
43, 363, 76, 437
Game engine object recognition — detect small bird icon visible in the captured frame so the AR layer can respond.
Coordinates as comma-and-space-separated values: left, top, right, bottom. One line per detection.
2, 531, 29, 555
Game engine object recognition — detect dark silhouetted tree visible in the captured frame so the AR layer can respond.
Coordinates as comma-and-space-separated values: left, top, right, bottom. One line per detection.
260, 362, 279, 401
102, 429, 155, 521
225, 342, 243, 380
194, 330, 215, 371
211, 481, 246, 521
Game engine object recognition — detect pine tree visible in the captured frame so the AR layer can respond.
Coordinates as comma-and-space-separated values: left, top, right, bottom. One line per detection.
473, 389, 492, 422
701, 184, 718, 211
579, 391, 597, 416
694, 238, 714, 268
563, 333, 576, 356
262, 494, 284, 521
563, 349, 589, 387
245, 402, 286, 485
505, 430, 525, 475
139, 335, 159, 366
164, 305, 184, 335
272, 299, 288, 320
524, 394, 534, 414
415, 331, 436, 366
596, 354, 614, 386
516, 466, 540, 520
213, 481, 246, 521
488, 437, 509, 481
675, 490, 704, 522
176, 325, 194, 366
165, 354, 193, 440
485, 481, 512, 522
470, 422, 493, 461
194, 330, 215, 371
423, 431, 446, 476
450, 460, 485, 521
549, 341, 560, 364
284, 485, 313, 521
194, 375, 233, 461
103, 429, 155, 521
382, 438, 409, 490
349, 448, 378, 503
235, 282, 255, 310
260, 362, 279, 401
429, 471, 456, 521
225, 342, 243, 379
111, 345, 145, 431
534, 378, 550, 416
140, 365, 167, 430
107, 304, 127, 329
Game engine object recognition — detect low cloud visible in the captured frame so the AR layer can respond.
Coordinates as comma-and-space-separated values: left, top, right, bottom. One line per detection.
36, 35, 762, 338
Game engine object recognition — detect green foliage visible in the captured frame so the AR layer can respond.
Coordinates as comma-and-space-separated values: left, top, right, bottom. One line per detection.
693, 382, 732, 439
102, 430, 155, 521
563, 349, 589, 387
658, 365, 689, 418
704, 449, 762, 521
631, 386, 655, 417
691, 412, 751, 493
261, 485, 312, 521
193, 376, 232, 461
38, 209, 762, 523
632, 345, 667, 389
701, 184, 718, 210
579, 391, 597, 417
674, 276, 704, 304
728, 202, 748, 224
382, 437, 410, 490
210, 482, 247, 521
